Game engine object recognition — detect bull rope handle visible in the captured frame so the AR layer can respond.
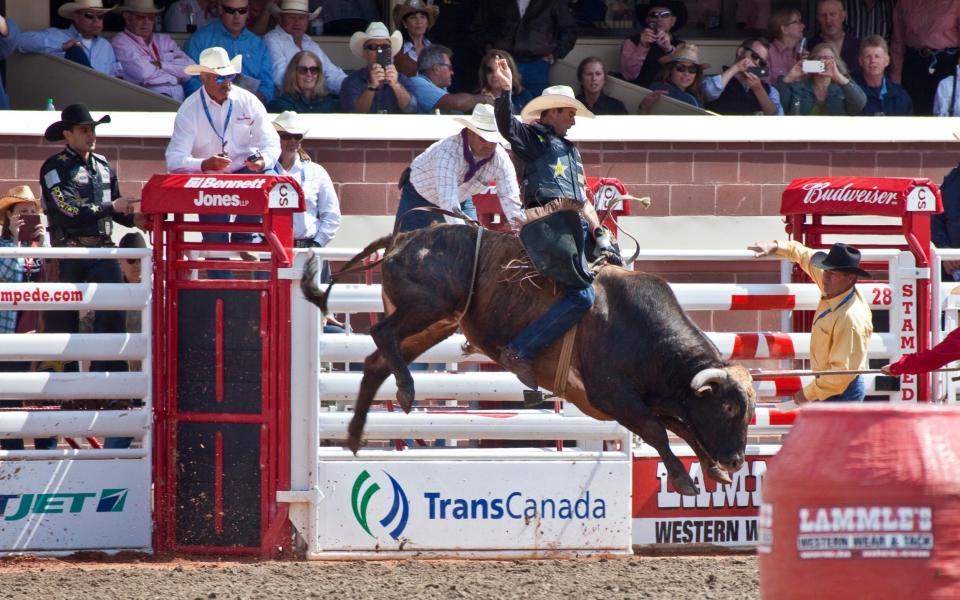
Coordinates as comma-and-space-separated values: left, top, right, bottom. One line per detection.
751, 367, 960, 379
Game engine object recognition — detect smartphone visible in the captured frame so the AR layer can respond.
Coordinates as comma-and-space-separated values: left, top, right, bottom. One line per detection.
802, 60, 826, 74
747, 65, 769, 78
376, 46, 392, 68
645, 20, 658, 32
17, 214, 40, 243
246, 151, 262, 163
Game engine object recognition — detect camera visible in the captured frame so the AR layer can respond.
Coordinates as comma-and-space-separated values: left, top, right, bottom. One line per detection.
802, 59, 826, 74
376, 46, 392, 68
747, 65, 769, 78
645, 20, 658, 32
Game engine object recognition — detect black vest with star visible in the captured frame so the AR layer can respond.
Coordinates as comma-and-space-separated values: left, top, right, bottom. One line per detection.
521, 122, 588, 209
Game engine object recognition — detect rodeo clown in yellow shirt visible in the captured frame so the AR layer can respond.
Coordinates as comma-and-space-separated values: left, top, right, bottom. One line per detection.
749, 240, 874, 407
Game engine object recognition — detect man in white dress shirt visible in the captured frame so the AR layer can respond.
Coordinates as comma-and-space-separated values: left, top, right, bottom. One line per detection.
264, 0, 347, 93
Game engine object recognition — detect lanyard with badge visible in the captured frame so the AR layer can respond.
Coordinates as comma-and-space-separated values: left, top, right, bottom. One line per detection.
813, 288, 856, 324
200, 89, 233, 154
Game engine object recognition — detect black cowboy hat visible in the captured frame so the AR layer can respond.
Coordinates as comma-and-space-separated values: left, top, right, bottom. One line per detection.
44, 103, 111, 142
810, 243, 871, 278
635, 0, 687, 32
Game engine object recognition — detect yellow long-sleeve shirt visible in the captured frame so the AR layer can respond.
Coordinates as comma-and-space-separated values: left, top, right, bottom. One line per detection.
776, 240, 874, 401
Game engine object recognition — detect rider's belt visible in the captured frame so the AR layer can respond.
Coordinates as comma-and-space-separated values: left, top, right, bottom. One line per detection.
54, 235, 112, 248
524, 197, 582, 222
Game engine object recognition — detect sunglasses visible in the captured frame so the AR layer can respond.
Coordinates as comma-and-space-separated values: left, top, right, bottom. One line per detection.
221, 5, 249, 15
648, 10, 673, 18
741, 47, 768, 67
364, 44, 392, 51
82, 12, 105, 20
673, 63, 699, 74
278, 133, 303, 141
215, 73, 237, 85
296, 65, 320, 75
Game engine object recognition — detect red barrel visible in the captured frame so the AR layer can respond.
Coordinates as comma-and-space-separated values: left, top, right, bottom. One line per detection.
759, 405, 960, 599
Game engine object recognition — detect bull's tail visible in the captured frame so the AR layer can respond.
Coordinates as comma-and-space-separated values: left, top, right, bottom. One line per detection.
300, 234, 394, 313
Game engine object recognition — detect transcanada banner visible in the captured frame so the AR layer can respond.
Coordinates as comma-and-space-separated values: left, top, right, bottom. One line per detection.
316, 461, 631, 551
780, 176, 942, 217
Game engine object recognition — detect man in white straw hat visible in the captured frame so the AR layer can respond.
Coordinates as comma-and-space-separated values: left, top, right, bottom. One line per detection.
111, 0, 195, 101
340, 21, 417, 113
166, 46, 280, 277
264, 0, 347, 93
491, 60, 622, 389
19, 0, 121, 77
183, 0, 275, 102
395, 103, 523, 233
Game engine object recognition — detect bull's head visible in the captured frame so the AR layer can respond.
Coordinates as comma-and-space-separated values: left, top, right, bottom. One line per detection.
685, 364, 755, 475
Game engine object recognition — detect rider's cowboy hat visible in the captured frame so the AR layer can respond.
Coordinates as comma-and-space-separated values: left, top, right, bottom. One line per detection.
272, 111, 310, 136
115, 0, 163, 14
57, 0, 115, 19
0, 186, 42, 227
44, 103, 111, 142
520, 85, 595, 121
454, 104, 507, 145
635, 0, 687, 32
393, 0, 439, 30
184, 47, 243, 77
349, 22, 403, 59
810, 243, 871, 278
658, 42, 710, 69
268, 0, 322, 20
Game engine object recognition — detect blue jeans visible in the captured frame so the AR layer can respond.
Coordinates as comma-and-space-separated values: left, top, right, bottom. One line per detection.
395, 183, 477, 232
823, 375, 865, 402
508, 220, 595, 359
517, 59, 550, 97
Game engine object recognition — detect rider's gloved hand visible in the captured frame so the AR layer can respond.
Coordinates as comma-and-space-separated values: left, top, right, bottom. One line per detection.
594, 228, 623, 266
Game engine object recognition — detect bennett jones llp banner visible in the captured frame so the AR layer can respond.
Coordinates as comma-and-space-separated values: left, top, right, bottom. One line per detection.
0, 460, 150, 552
632, 449, 776, 548
316, 461, 632, 551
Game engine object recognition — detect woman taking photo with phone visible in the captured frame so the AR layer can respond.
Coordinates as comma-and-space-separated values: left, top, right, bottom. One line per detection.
776, 42, 866, 115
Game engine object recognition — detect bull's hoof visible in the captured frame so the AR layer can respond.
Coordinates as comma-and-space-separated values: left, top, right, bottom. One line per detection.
673, 473, 699, 496
707, 463, 732, 485
397, 385, 415, 413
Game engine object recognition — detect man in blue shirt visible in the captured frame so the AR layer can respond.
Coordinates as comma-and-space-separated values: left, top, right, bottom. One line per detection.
184, 0, 274, 102
855, 35, 912, 116
19, 0, 121, 78
407, 44, 494, 114
340, 22, 417, 114
0, 13, 20, 109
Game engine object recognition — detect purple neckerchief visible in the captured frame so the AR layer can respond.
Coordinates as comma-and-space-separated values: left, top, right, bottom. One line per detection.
461, 129, 493, 184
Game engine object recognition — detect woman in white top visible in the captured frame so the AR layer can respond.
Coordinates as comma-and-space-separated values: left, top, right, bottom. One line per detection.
393, 0, 438, 78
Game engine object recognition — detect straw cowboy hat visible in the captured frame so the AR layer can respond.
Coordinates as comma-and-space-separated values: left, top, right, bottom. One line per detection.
810, 243, 871, 278
349, 22, 403, 59
44, 103, 111, 142
393, 0, 439, 30
0, 186, 42, 226
659, 43, 710, 69
454, 104, 506, 145
57, 0, 115, 19
115, 0, 163, 14
520, 85, 595, 121
184, 47, 243, 77
272, 111, 310, 136
268, 0, 322, 20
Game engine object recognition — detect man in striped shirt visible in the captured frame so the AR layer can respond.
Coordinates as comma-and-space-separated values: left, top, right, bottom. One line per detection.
845, 0, 895, 40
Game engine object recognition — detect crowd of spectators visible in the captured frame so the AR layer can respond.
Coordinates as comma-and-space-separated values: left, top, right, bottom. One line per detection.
0, 1, 958, 118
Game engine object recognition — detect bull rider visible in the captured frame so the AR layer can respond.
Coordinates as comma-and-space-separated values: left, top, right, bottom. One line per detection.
749, 240, 873, 405
491, 60, 622, 389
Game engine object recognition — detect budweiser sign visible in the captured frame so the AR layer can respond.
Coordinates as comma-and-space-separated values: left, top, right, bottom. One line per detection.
780, 177, 942, 217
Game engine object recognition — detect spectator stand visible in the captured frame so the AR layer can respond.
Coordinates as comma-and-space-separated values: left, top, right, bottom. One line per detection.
141, 173, 303, 557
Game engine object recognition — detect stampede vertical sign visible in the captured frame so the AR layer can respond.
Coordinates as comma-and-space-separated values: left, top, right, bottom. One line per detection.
781, 177, 941, 402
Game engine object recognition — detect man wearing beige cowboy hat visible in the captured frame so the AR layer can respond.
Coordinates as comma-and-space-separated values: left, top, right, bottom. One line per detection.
111, 0, 195, 101
491, 61, 621, 389
19, 0, 121, 77
340, 21, 417, 114
395, 103, 523, 233
264, 0, 347, 93
183, 0, 275, 102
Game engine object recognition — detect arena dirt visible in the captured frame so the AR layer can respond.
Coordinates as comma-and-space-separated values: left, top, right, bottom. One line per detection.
0, 555, 758, 600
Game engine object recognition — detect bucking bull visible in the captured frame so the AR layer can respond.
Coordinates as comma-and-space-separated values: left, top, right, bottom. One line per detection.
301, 224, 756, 496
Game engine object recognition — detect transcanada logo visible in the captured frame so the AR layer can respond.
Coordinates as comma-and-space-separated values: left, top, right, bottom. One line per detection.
351, 470, 409, 540
194, 190, 248, 208
184, 177, 267, 189
425, 491, 607, 520
0, 489, 128, 521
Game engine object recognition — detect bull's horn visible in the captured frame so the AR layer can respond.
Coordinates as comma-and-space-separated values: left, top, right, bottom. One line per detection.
690, 368, 728, 396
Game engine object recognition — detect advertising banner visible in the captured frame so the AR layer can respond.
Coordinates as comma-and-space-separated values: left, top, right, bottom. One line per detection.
0, 460, 151, 553
141, 174, 303, 215
632, 447, 779, 548
779, 177, 942, 217
315, 460, 631, 552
